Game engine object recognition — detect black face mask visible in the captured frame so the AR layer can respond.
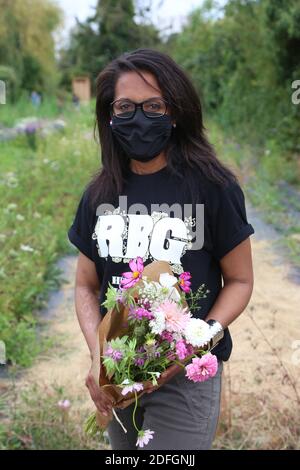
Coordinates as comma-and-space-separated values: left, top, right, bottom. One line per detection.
110, 108, 173, 162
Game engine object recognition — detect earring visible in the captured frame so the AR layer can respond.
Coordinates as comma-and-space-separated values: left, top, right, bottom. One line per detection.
173, 122, 176, 128
109, 120, 112, 125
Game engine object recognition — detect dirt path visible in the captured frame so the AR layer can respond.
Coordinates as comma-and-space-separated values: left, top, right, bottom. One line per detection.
1, 202, 300, 448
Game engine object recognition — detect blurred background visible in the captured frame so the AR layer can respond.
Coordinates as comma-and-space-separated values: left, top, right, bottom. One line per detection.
0, 0, 299, 450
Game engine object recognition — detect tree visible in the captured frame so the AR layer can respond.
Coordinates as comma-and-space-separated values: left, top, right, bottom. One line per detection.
0, 0, 63, 98
58, 0, 161, 91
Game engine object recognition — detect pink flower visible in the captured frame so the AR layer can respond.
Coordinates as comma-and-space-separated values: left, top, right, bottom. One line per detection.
175, 339, 194, 361
121, 381, 144, 396
136, 429, 155, 448
160, 330, 174, 343
155, 300, 191, 333
185, 353, 218, 383
179, 272, 192, 293
128, 306, 153, 321
57, 399, 71, 410
120, 257, 144, 289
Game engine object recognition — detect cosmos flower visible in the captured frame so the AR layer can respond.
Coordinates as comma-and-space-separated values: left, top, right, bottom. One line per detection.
120, 257, 144, 289
178, 272, 192, 293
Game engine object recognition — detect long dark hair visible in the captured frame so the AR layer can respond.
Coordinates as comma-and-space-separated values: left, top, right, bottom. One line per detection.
87, 48, 238, 210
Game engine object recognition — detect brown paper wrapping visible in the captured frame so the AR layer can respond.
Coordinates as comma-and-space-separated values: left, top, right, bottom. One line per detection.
90, 260, 187, 429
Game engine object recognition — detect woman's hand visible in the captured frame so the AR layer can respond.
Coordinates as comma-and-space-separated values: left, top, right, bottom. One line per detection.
145, 364, 184, 394
85, 367, 115, 416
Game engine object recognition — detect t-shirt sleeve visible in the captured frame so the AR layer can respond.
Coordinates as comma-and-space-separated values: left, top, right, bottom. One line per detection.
67, 189, 95, 261
208, 179, 255, 260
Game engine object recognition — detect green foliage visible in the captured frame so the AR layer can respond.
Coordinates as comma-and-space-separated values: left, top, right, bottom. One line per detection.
101, 283, 119, 311
166, 0, 300, 172
0, 383, 106, 450
0, 0, 63, 98
0, 100, 99, 366
58, 0, 161, 91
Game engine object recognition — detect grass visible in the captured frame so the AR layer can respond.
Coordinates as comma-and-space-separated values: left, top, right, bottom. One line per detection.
0, 379, 109, 450
214, 392, 300, 450
0, 99, 99, 366
0, 93, 66, 127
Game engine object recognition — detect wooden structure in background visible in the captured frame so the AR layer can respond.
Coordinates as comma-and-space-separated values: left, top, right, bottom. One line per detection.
72, 76, 91, 103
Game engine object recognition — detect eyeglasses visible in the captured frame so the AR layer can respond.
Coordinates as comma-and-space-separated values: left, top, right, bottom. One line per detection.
110, 97, 169, 119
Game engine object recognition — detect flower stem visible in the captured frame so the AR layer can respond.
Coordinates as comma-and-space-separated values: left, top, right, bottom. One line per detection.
132, 390, 140, 433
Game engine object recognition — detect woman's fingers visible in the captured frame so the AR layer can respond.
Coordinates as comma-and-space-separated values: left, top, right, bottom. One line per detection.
85, 372, 114, 415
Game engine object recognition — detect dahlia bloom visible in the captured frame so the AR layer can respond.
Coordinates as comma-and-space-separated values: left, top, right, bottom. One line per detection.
184, 317, 211, 348
154, 300, 191, 334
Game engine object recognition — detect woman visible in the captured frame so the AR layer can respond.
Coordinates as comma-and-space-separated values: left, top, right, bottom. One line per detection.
67, 48, 255, 450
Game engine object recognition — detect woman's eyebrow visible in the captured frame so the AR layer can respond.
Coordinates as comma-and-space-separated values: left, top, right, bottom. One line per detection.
114, 96, 163, 102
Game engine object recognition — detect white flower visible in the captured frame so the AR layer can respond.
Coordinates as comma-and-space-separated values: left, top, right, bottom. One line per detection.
136, 429, 155, 448
149, 309, 166, 335
121, 381, 144, 396
20, 244, 34, 252
184, 318, 211, 348
159, 273, 177, 288
16, 214, 25, 221
158, 273, 181, 301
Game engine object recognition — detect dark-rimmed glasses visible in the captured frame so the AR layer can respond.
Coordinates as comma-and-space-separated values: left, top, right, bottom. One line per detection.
110, 97, 169, 119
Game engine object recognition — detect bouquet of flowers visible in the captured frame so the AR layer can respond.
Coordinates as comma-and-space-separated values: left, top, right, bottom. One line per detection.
84, 257, 218, 448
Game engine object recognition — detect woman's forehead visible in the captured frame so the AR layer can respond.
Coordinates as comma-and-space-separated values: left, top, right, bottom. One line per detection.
114, 70, 162, 101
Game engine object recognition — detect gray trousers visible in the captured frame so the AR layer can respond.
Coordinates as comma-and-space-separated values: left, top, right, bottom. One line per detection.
107, 360, 223, 450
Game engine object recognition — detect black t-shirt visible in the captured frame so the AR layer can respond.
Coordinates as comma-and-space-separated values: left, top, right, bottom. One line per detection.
67, 166, 255, 361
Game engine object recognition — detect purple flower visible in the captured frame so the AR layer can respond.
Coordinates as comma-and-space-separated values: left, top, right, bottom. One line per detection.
160, 330, 174, 343
112, 350, 123, 361
134, 357, 145, 367
104, 345, 123, 362
128, 306, 154, 321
